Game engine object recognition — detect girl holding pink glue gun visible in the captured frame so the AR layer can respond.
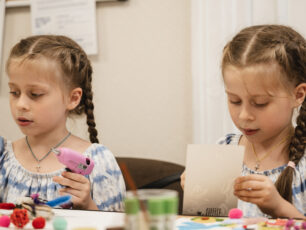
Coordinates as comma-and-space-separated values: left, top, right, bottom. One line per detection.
0, 35, 125, 211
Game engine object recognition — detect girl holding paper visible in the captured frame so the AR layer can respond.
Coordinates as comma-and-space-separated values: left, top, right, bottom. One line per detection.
181, 25, 306, 219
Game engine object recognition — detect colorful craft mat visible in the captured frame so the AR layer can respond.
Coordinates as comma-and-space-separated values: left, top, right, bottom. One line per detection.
175, 217, 305, 230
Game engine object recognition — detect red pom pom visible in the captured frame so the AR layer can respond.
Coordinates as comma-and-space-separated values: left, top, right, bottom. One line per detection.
0, 203, 16, 209
228, 208, 243, 219
32, 217, 46, 229
10, 209, 29, 228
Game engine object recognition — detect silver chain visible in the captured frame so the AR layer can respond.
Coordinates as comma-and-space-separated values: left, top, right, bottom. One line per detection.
26, 132, 71, 163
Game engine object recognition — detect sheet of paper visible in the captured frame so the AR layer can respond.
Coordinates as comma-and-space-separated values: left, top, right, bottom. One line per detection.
31, 0, 98, 55
183, 144, 244, 216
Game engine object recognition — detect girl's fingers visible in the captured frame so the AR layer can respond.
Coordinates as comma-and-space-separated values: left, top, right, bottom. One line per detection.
59, 187, 83, 198
234, 180, 263, 191
54, 173, 92, 210
53, 176, 86, 190
234, 188, 264, 198
59, 187, 91, 209
58, 189, 72, 197
180, 171, 185, 189
61, 171, 88, 183
236, 195, 263, 204
235, 174, 266, 184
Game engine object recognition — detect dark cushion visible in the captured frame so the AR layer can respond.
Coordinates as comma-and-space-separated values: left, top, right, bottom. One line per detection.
116, 157, 185, 214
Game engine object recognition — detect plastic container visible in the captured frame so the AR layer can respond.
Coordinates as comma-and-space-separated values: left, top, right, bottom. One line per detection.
164, 195, 178, 230
124, 189, 178, 230
148, 198, 165, 230
124, 197, 140, 230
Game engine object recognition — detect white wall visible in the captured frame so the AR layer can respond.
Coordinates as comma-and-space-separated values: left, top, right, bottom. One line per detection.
191, 0, 306, 145
0, 0, 192, 165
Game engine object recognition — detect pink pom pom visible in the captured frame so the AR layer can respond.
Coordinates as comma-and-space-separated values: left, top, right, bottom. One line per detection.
0, 215, 11, 227
286, 219, 295, 227
228, 208, 243, 219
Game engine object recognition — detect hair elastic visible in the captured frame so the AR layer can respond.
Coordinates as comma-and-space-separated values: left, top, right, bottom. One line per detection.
287, 161, 295, 169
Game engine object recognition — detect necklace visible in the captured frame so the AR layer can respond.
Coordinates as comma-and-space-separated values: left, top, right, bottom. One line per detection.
25, 132, 71, 172
251, 135, 289, 171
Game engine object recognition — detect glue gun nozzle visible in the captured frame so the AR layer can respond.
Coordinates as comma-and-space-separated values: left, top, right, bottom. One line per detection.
52, 148, 60, 155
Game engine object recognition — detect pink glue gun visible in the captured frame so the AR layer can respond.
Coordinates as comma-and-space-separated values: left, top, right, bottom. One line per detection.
53, 147, 94, 175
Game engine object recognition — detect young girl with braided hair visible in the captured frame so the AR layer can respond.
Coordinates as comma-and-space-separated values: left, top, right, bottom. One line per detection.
181, 25, 306, 218
223, 24, 306, 218
0, 35, 125, 211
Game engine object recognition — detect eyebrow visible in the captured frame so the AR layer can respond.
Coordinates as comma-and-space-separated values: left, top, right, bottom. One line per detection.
8, 82, 48, 90
8, 82, 49, 90
225, 91, 272, 98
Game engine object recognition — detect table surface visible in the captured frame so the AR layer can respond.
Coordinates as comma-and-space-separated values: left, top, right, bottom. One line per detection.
0, 209, 125, 230
1, 209, 300, 230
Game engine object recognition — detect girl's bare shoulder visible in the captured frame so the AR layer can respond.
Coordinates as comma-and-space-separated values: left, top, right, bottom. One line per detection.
66, 135, 92, 153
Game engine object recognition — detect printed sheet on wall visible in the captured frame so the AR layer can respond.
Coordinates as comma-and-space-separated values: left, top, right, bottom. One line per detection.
31, 0, 98, 55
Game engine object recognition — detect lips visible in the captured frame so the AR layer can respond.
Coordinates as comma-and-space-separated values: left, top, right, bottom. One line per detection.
17, 117, 33, 126
243, 129, 259, 136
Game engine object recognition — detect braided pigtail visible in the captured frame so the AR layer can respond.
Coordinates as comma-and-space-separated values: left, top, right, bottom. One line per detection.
70, 50, 99, 143
82, 64, 99, 143
274, 29, 306, 202
275, 100, 306, 202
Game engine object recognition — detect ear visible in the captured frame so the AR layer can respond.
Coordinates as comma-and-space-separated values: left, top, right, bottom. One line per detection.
67, 87, 83, 110
293, 83, 306, 107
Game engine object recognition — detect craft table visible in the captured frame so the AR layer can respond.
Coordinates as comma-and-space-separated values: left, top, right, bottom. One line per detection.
0, 209, 125, 230
1, 209, 304, 230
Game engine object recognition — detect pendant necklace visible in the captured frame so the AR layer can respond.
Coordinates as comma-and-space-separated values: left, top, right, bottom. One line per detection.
25, 132, 71, 172
251, 135, 289, 171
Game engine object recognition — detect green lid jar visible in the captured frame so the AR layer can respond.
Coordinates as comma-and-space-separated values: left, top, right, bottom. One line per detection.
148, 198, 165, 216
125, 197, 140, 215
148, 198, 166, 230
124, 197, 141, 230
164, 197, 178, 214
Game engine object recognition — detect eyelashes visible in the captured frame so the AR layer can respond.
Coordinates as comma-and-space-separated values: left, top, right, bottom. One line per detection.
9, 91, 44, 99
229, 100, 269, 107
9, 91, 19, 97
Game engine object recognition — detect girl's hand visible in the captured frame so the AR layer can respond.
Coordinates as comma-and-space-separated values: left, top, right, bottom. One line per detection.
180, 170, 186, 190
53, 171, 98, 210
234, 174, 304, 219
234, 174, 284, 217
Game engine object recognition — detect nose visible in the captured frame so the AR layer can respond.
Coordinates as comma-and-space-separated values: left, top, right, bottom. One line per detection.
238, 104, 254, 121
16, 94, 30, 111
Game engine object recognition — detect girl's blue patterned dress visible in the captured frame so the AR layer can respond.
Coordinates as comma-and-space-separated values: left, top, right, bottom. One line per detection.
0, 136, 126, 211
218, 133, 306, 217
